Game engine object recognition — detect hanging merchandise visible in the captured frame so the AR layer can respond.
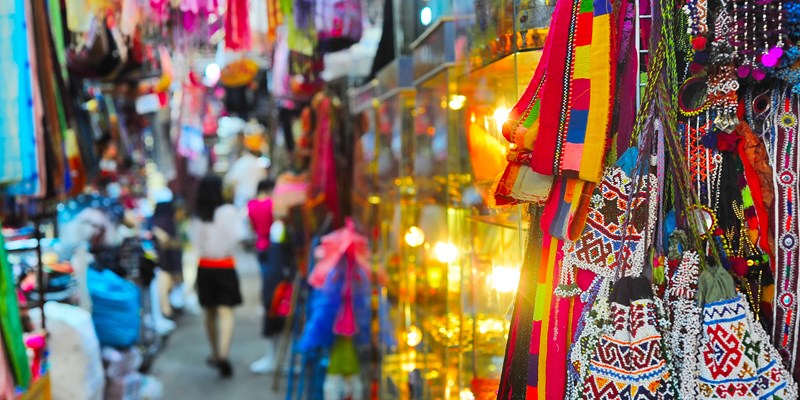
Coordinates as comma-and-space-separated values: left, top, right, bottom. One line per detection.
494, 0, 617, 240
696, 265, 796, 398
0, 224, 32, 390
315, 0, 364, 53
224, 0, 251, 50
0, 0, 35, 186
281, 0, 317, 56
582, 277, 678, 399
308, 92, 342, 226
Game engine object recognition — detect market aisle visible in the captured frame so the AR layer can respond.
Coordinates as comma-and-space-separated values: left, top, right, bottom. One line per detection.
151, 250, 287, 399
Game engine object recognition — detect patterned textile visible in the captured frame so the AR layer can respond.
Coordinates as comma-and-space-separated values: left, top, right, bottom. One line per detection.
562, 149, 658, 280
770, 93, 800, 379
699, 294, 797, 399
582, 276, 678, 399
665, 251, 702, 400
0, 0, 38, 191
494, 0, 616, 206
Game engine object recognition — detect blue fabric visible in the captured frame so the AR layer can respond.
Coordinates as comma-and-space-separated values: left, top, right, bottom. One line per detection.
297, 258, 372, 353
2, 0, 39, 194
615, 147, 640, 176
88, 268, 141, 348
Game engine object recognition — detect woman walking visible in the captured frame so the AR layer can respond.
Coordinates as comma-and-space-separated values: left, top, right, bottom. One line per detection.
189, 174, 244, 377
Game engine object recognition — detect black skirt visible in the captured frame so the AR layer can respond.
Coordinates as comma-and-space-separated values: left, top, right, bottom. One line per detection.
196, 267, 243, 307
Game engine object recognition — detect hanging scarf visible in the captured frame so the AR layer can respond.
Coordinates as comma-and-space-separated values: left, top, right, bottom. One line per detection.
770, 89, 800, 379
495, 0, 616, 209
224, 0, 251, 50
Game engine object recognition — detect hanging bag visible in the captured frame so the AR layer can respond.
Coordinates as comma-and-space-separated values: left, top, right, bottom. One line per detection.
315, 0, 363, 52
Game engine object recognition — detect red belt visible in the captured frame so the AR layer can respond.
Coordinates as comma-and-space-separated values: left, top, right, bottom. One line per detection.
198, 257, 235, 269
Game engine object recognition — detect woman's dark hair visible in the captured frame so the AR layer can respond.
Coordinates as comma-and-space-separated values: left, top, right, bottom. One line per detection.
257, 179, 276, 194
195, 175, 225, 222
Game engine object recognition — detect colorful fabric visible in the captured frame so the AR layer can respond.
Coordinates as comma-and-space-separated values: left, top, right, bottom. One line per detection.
0, 0, 31, 185
0, 225, 31, 389
771, 94, 800, 379
699, 294, 797, 399
582, 277, 678, 399
665, 250, 702, 400
562, 149, 658, 280
224, 0, 251, 50
495, 0, 615, 206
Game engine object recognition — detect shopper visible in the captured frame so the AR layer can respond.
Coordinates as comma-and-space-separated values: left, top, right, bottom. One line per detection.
189, 175, 244, 378
246, 179, 281, 373
150, 187, 184, 318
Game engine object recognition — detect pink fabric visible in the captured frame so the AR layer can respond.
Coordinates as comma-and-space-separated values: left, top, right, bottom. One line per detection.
308, 222, 371, 288
247, 198, 273, 251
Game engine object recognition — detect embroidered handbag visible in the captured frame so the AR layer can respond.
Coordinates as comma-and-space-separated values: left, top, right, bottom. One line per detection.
582, 276, 679, 399
696, 265, 797, 399
562, 147, 658, 282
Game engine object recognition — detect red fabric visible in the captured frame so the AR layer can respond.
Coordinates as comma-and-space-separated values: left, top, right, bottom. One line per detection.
248, 198, 274, 252
198, 257, 236, 269
737, 132, 774, 270
224, 0, 251, 50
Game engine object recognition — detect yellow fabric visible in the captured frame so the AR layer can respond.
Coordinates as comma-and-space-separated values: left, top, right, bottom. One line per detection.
581, 14, 612, 183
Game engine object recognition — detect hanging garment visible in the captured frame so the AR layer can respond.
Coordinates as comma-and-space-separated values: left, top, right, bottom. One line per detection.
224, 0, 251, 50
0, 225, 32, 389
494, 0, 616, 206
582, 276, 679, 399
315, 0, 363, 53
0, 0, 33, 185
308, 93, 342, 226
697, 265, 797, 399
10, 0, 45, 196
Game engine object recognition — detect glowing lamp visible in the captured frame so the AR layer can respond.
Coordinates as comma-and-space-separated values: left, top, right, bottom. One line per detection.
404, 226, 425, 247
406, 325, 422, 347
489, 265, 520, 293
421, 7, 432, 26
433, 242, 459, 263
493, 107, 510, 132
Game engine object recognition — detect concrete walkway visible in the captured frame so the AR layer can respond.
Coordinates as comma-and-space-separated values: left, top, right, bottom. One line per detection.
150, 251, 288, 399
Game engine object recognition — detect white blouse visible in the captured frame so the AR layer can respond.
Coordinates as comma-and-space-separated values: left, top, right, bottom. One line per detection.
189, 204, 244, 259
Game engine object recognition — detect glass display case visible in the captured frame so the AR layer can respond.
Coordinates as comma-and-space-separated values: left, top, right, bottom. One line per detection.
452, 50, 542, 400
457, 0, 555, 69
365, 2, 551, 399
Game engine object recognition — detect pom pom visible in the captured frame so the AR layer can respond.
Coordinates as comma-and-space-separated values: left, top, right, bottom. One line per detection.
731, 257, 749, 276
692, 36, 708, 50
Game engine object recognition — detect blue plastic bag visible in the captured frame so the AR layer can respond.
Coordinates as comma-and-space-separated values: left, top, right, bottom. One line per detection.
88, 268, 140, 348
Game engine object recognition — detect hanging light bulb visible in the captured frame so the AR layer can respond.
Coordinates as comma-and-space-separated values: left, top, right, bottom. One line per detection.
433, 242, 459, 263
404, 226, 425, 247
493, 107, 510, 132
489, 265, 520, 293
420, 6, 433, 26
406, 325, 422, 347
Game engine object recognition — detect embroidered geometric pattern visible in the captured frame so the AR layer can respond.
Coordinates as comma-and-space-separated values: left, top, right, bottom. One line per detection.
698, 295, 798, 399
665, 251, 702, 400
563, 166, 658, 279
583, 297, 678, 399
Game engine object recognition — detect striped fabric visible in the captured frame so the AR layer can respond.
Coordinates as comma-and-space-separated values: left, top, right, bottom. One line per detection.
495, 0, 615, 206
